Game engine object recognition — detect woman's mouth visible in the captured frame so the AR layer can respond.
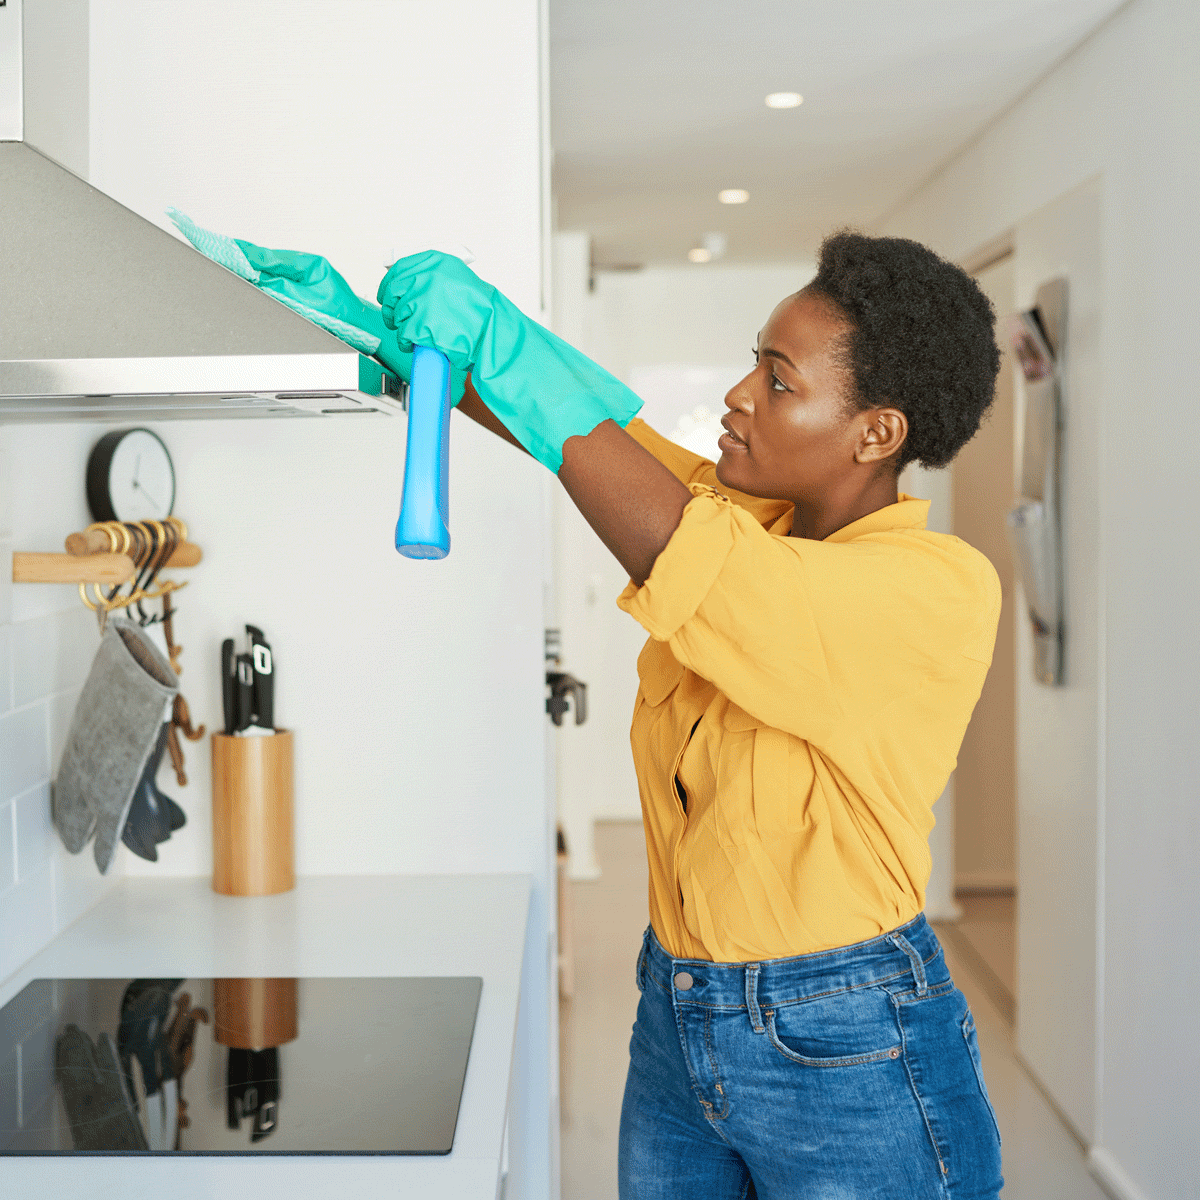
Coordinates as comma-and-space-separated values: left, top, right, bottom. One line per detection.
719, 419, 748, 452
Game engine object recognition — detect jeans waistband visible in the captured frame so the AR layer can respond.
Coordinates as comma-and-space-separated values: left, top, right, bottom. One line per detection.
639, 914, 944, 1011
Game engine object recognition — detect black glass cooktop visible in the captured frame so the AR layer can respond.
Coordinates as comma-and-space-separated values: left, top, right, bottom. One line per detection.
0, 976, 482, 1155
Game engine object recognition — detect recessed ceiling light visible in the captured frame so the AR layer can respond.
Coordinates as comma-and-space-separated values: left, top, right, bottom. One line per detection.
688, 247, 712, 264
765, 92, 803, 109
718, 189, 750, 205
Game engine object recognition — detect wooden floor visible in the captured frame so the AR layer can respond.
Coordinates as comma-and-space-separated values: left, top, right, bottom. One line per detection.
559, 819, 1104, 1200
941, 892, 1017, 1026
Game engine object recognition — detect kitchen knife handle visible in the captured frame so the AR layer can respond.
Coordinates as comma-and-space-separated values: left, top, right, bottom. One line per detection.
235, 654, 254, 732
394, 345, 451, 560
247, 626, 275, 730
255, 648, 274, 730
221, 639, 236, 736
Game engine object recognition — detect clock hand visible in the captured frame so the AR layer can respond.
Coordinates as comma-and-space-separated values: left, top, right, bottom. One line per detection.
133, 478, 166, 512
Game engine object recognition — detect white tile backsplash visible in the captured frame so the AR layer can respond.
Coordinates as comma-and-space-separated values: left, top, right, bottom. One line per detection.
0, 866, 55, 983
0, 544, 12, 626
12, 610, 99, 710
13, 785, 54, 884
47, 688, 81, 779
0, 704, 49, 807
52, 843, 118, 934
0, 804, 14, 893
0, 626, 12, 714
0, 438, 12, 540
0, 427, 122, 986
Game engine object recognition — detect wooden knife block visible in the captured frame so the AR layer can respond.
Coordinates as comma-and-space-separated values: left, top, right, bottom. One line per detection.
211, 731, 294, 896
214, 977, 298, 1049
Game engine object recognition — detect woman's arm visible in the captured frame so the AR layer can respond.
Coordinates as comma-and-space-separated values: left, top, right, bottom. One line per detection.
558, 420, 692, 587
455, 379, 691, 585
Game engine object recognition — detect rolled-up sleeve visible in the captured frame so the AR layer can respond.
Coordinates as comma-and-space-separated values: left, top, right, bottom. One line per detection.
617, 484, 991, 744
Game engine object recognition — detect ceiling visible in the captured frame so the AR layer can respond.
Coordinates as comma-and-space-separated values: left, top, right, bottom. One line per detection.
550, 0, 1126, 267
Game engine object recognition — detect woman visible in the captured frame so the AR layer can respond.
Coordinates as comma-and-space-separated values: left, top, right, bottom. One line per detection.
379, 229, 1005, 1198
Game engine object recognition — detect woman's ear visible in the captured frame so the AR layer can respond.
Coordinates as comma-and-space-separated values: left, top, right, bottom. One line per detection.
856, 407, 907, 465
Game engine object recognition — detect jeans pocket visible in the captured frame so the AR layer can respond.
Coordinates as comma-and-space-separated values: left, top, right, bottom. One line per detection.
764, 989, 902, 1067
635, 939, 648, 993
962, 1009, 1003, 1147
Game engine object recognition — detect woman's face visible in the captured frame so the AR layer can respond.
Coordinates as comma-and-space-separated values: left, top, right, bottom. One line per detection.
715, 289, 890, 507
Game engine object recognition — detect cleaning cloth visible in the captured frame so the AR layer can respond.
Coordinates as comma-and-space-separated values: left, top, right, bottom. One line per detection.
167, 209, 467, 404
52, 619, 179, 874
377, 250, 643, 473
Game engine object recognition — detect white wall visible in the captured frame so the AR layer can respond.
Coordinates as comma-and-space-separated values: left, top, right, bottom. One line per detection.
585, 263, 814, 384
4, 2, 555, 1195
879, 1, 1200, 1195
1010, 179, 1104, 1141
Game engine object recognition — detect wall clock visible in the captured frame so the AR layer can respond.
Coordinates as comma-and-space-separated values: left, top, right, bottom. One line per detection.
86, 428, 176, 522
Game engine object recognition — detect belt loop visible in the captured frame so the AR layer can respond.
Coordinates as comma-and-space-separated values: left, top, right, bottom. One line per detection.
744, 963, 764, 1033
887, 932, 928, 995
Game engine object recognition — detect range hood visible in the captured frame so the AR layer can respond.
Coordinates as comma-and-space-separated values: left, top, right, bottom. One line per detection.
0, 0, 405, 423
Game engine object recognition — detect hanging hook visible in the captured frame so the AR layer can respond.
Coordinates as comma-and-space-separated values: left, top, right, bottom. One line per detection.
132, 519, 173, 624
80, 523, 123, 634
119, 520, 160, 622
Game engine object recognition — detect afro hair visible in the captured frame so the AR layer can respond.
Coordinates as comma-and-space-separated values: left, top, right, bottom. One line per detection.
805, 230, 1000, 471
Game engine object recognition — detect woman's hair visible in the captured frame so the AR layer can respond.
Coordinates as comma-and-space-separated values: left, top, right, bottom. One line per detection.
805, 230, 1000, 471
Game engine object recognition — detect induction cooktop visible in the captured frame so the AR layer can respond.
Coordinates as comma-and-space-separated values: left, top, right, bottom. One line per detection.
0, 976, 482, 1155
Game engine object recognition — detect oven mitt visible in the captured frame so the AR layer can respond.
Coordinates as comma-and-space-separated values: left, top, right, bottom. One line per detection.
377, 250, 644, 473
55, 1025, 149, 1152
52, 618, 179, 874
166, 209, 468, 405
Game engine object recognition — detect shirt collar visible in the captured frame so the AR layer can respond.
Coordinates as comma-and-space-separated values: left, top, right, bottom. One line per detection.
769, 494, 930, 542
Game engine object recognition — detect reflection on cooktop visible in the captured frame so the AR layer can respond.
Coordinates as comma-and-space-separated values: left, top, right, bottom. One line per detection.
0, 976, 482, 1155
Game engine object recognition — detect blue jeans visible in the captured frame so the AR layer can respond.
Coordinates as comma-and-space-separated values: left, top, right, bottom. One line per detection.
619, 915, 1003, 1199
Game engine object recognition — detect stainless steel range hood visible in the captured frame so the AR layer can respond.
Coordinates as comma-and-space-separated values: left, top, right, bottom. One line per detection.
0, 0, 404, 423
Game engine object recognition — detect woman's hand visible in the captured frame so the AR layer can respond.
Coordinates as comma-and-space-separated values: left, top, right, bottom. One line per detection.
378, 251, 643, 474
377, 250, 495, 371
381, 252, 687, 576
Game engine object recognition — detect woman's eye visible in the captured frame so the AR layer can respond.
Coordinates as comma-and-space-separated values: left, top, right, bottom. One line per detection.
771, 373, 789, 392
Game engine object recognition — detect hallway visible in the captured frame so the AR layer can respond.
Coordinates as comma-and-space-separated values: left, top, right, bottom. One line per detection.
559, 820, 1107, 1200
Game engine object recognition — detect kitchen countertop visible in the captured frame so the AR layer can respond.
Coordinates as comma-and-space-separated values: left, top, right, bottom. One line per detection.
0, 872, 532, 1197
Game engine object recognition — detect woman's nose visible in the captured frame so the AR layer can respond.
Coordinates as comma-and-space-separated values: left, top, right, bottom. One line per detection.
724, 374, 755, 413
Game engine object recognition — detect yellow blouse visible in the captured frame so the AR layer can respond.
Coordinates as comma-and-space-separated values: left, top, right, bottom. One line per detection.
617, 418, 1001, 962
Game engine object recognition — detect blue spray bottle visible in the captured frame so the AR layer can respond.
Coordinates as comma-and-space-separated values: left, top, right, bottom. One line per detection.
394, 345, 453, 559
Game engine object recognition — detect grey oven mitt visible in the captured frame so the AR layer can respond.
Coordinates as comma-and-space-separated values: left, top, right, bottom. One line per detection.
52, 618, 179, 874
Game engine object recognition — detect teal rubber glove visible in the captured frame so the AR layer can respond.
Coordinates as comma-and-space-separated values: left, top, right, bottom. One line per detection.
235, 242, 399, 358
377, 251, 643, 473
165, 210, 468, 402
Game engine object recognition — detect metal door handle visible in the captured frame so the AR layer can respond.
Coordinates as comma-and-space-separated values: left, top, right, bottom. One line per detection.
546, 672, 588, 726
